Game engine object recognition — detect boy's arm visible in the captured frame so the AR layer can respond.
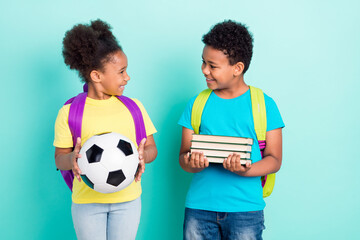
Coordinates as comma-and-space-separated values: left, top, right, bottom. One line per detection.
179, 127, 209, 173
233, 128, 283, 177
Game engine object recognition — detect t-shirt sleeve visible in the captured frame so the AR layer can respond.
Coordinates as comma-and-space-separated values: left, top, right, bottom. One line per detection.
178, 96, 197, 130
264, 94, 285, 131
53, 105, 73, 148
132, 99, 157, 136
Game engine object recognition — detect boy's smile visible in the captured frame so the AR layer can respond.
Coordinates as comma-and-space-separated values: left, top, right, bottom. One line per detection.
201, 45, 247, 98
202, 45, 237, 90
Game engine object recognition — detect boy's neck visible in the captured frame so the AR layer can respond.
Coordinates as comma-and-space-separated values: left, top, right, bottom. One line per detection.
213, 76, 249, 99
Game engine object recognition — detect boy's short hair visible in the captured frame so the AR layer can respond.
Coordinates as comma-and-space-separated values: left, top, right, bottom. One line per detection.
202, 20, 254, 74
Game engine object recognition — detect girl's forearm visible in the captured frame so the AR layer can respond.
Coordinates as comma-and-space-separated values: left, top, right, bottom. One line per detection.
144, 145, 157, 163
55, 152, 73, 171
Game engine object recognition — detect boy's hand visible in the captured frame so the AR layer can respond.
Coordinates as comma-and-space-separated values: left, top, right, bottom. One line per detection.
223, 153, 251, 174
184, 151, 209, 169
71, 137, 82, 182
135, 138, 146, 182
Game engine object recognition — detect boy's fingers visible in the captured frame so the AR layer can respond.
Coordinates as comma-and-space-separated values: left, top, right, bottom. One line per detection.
184, 152, 190, 164
226, 155, 232, 169
204, 158, 209, 168
223, 158, 227, 169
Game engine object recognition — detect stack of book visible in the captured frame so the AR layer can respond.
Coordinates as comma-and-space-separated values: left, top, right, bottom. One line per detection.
190, 134, 253, 165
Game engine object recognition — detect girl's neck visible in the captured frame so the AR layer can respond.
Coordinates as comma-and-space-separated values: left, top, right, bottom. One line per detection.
86, 83, 112, 100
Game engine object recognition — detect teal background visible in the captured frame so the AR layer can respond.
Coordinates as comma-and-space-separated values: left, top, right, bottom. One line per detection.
1, 0, 359, 239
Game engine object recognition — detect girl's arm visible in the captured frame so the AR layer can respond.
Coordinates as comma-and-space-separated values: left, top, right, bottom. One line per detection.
142, 135, 157, 163
225, 128, 283, 177
179, 127, 209, 173
54, 137, 82, 181
135, 135, 157, 181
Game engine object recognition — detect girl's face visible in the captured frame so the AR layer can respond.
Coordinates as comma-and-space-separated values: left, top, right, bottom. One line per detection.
98, 50, 130, 97
201, 45, 238, 91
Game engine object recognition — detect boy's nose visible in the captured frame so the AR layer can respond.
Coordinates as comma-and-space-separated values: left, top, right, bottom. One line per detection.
202, 65, 210, 76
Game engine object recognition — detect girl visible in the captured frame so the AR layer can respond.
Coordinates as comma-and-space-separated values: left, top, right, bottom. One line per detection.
54, 19, 157, 240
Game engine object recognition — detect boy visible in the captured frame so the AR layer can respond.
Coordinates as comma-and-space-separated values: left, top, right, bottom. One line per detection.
178, 20, 284, 240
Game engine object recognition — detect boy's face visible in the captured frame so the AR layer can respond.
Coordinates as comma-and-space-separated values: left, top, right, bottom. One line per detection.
201, 45, 241, 91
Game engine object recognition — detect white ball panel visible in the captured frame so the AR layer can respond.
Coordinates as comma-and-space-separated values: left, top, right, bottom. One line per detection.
77, 157, 88, 174
100, 148, 125, 171
94, 183, 118, 194
85, 163, 108, 185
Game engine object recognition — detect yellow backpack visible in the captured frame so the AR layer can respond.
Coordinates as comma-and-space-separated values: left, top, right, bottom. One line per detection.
190, 86, 275, 198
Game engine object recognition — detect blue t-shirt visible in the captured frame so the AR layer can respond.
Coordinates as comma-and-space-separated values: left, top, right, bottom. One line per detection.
178, 89, 285, 212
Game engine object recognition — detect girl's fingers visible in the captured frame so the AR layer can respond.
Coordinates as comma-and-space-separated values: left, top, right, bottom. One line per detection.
135, 160, 145, 182
74, 137, 82, 153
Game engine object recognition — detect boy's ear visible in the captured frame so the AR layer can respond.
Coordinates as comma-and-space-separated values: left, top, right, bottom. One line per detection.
89, 70, 102, 83
233, 62, 245, 77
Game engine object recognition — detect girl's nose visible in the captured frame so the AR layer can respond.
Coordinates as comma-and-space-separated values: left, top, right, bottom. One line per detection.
125, 72, 130, 81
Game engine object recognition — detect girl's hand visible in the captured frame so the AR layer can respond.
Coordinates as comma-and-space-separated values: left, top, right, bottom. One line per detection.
223, 153, 251, 174
135, 138, 146, 182
184, 151, 209, 169
71, 137, 82, 182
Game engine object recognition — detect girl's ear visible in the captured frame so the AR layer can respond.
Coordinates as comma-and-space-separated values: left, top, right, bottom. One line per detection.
90, 70, 102, 83
233, 62, 245, 77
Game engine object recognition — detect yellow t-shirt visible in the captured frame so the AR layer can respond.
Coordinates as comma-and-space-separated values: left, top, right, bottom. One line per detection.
54, 96, 157, 204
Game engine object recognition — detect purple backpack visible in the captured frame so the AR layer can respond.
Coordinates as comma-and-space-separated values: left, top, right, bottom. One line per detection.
60, 84, 147, 191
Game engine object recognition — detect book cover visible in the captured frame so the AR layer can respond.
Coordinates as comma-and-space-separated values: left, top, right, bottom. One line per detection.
191, 141, 252, 152
190, 148, 251, 159
192, 134, 253, 145
204, 156, 252, 165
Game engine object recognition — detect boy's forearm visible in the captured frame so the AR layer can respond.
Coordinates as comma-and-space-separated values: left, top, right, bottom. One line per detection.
236, 155, 281, 177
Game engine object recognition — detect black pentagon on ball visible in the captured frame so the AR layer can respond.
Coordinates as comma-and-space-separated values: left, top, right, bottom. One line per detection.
106, 170, 126, 187
117, 140, 133, 156
86, 144, 104, 163
81, 175, 94, 189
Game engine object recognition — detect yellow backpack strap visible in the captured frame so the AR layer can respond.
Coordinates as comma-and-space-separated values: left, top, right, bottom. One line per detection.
250, 86, 276, 198
250, 86, 267, 141
191, 89, 212, 134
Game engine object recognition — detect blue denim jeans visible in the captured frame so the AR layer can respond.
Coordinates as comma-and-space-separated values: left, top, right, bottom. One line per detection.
184, 208, 265, 240
71, 197, 141, 240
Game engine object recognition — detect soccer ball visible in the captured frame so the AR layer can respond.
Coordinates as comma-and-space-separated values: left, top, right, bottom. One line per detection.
77, 132, 139, 193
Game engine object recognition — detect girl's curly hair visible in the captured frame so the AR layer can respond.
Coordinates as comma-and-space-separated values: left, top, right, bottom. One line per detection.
62, 19, 122, 82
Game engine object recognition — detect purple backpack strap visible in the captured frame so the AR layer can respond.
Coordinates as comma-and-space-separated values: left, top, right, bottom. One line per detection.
60, 86, 146, 191
259, 140, 267, 187
116, 95, 147, 145
60, 92, 87, 191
